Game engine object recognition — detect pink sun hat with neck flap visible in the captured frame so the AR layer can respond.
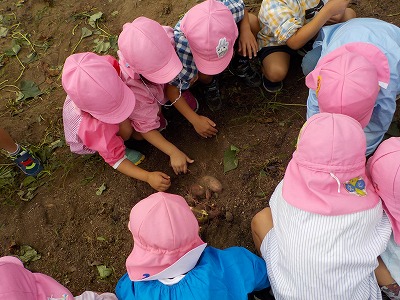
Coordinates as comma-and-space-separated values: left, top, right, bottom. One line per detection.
283, 113, 380, 216
118, 17, 182, 84
0, 256, 74, 300
306, 42, 390, 128
126, 192, 207, 281
367, 137, 400, 245
62, 52, 136, 124
180, 0, 238, 75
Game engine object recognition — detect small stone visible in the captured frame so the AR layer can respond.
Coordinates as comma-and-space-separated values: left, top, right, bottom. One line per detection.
225, 211, 233, 222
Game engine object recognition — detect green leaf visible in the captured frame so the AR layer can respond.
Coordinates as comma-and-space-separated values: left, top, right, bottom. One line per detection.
20, 176, 36, 187
49, 139, 64, 150
93, 38, 110, 53
22, 52, 37, 64
4, 43, 20, 56
81, 27, 93, 39
96, 183, 107, 195
17, 80, 43, 101
96, 265, 112, 279
0, 26, 8, 37
223, 145, 240, 173
18, 245, 41, 263
88, 12, 103, 28
96, 236, 106, 241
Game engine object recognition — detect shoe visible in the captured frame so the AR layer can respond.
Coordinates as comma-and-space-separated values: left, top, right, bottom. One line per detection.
125, 148, 145, 166
10, 146, 43, 176
381, 283, 400, 300
203, 78, 222, 112
262, 76, 283, 93
158, 112, 168, 132
182, 90, 199, 112
229, 58, 262, 87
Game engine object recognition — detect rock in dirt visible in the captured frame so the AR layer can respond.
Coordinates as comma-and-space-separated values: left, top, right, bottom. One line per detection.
225, 211, 234, 222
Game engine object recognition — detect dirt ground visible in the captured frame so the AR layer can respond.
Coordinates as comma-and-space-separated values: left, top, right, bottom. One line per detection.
0, 0, 399, 296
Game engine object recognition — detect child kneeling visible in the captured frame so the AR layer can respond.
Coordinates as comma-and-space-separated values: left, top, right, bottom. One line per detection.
251, 113, 391, 299
116, 192, 270, 300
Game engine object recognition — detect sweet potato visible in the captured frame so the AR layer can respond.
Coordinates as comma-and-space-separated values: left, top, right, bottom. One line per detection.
200, 175, 223, 193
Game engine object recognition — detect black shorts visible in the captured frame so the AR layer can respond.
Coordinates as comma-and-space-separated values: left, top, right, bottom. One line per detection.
258, 45, 296, 63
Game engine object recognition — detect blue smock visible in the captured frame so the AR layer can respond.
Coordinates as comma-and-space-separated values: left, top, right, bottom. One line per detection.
116, 246, 270, 300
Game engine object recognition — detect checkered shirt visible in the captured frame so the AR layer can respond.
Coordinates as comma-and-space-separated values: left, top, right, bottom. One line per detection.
258, 0, 327, 49
170, 0, 245, 89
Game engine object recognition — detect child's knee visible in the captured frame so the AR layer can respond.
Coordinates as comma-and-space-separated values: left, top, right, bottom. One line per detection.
261, 64, 288, 82
343, 8, 356, 21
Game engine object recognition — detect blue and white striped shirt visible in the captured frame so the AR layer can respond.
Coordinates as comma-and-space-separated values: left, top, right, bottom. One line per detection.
261, 180, 392, 300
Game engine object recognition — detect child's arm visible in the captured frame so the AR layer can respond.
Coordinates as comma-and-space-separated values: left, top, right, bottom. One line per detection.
141, 130, 194, 175
166, 84, 218, 138
116, 159, 171, 191
238, 10, 258, 59
286, 0, 351, 50
79, 117, 171, 191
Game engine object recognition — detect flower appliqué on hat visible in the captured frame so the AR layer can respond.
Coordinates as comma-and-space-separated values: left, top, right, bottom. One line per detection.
344, 176, 367, 196
216, 37, 229, 58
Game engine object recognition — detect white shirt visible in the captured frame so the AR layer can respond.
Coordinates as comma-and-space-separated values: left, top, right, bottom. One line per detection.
261, 180, 392, 300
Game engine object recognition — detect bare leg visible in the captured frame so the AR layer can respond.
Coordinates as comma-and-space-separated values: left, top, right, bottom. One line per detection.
376, 256, 396, 286
251, 207, 274, 255
0, 128, 18, 153
198, 73, 213, 85
261, 52, 290, 83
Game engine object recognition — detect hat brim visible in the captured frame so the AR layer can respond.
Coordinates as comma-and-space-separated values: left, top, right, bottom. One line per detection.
283, 158, 380, 216
126, 237, 206, 281
193, 46, 234, 75
141, 51, 183, 84
91, 79, 136, 124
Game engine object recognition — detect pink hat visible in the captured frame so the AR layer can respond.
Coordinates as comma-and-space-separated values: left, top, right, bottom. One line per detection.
367, 137, 400, 245
283, 113, 380, 216
62, 52, 136, 124
126, 192, 207, 281
0, 256, 74, 300
306, 43, 390, 128
180, 0, 238, 75
118, 17, 182, 84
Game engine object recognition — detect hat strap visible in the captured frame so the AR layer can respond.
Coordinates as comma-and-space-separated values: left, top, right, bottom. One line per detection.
330, 172, 341, 193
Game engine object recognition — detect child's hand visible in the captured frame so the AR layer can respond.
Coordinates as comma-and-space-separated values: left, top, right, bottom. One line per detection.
192, 115, 218, 138
170, 151, 194, 175
324, 0, 350, 17
238, 28, 258, 59
147, 172, 171, 191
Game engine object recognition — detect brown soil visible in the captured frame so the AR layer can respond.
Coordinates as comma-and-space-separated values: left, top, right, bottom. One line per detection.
0, 0, 399, 296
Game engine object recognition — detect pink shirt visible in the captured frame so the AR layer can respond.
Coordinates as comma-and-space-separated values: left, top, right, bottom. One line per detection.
63, 97, 126, 168
62, 56, 168, 168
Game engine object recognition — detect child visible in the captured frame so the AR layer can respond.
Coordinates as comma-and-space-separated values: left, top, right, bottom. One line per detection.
251, 113, 391, 299
115, 17, 195, 175
116, 192, 270, 300
0, 127, 42, 176
257, 0, 355, 92
0, 255, 117, 300
367, 137, 400, 300
304, 18, 400, 156
165, 0, 261, 138
62, 52, 191, 192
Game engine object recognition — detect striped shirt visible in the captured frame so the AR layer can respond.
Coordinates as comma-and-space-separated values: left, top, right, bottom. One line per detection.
261, 180, 392, 300
170, 0, 245, 90
258, 0, 327, 48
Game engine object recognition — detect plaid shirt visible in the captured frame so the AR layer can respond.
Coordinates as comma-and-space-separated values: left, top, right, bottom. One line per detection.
170, 0, 245, 89
258, 0, 327, 48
